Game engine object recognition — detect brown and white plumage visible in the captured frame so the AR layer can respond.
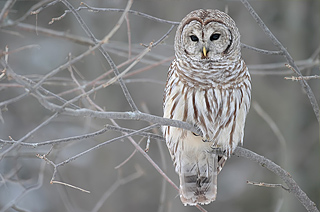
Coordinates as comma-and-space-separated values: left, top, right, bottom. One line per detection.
163, 9, 251, 205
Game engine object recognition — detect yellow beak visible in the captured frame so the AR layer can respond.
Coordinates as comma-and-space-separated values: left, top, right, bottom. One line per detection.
203, 46, 207, 57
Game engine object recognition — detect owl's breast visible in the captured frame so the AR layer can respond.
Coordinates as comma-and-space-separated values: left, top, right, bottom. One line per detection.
163, 59, 251, 154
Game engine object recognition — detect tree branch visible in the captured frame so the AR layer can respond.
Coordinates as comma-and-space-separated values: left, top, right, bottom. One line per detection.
234, 147, 319, 212
240, 0, 320, 122
49, 3, 180, 25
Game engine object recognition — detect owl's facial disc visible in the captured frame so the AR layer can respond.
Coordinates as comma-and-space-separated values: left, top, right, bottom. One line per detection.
181, 20, 232, 62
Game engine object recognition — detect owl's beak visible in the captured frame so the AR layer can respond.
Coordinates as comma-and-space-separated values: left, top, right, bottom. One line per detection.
202, 46, 207, 57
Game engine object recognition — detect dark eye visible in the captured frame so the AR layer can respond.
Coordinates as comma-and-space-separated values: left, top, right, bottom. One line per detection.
190, 35, 199, 42
210, 33, 221, 41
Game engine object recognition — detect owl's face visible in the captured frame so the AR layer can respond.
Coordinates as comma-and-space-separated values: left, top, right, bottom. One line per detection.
175, 9, 241, 63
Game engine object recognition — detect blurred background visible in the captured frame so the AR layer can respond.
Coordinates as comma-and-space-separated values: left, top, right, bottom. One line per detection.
0, 0, 319, 212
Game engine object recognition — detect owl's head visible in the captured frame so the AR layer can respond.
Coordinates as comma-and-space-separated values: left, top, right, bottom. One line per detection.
175, 9, 241, 63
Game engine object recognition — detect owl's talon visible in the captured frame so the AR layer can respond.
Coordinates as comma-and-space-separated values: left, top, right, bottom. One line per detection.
192, 132, 200, 136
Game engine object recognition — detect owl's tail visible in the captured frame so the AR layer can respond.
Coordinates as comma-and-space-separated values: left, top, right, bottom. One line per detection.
179, 151, 227, 206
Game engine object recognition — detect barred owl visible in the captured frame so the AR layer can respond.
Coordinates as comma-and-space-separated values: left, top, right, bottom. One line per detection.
163, 9, 251, 205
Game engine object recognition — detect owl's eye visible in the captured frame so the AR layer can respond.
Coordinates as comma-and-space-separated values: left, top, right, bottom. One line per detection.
190, 35, 199, 42
210, 33, 221, 41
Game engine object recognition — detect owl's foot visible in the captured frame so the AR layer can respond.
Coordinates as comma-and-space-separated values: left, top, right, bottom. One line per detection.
192, 131, 211, 143
192, 132, 200, 136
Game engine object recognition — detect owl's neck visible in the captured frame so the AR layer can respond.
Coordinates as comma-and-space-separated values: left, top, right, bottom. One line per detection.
174, 58, 248, 89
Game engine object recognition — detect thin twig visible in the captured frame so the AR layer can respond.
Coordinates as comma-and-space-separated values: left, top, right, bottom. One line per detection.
1, 0, 57, 28
31, 41, 101, 91
55, 124, 159, 168
151, 25, 176, 47
51, 180, 90, 193
91, 167, 143, 212
0, 113, 58, 159
55, 3, 180, 25
0, 0, 16, 24
0, 93, 28, 108
0, 127, 109, 147
284, 75, 320, 81
247, 181, 290, 192
102, 42, 152, 87
0, 44, 40, 58
15, 22, 95, 46
35, 124, 159, 196
241, 43, 283, 55
284, 64, 320, 81
252, 101, 287, 159
125, 14, 132, 59
1, 60, 80, 110
31, 0, 59, 16
114, 137, 145, 169
248, 58, 319, 75
47, 52, 146, 100
101, 0, 133, 44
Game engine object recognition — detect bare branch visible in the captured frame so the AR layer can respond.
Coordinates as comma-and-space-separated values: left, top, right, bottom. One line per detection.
284, 75, 320, 81
0, 92, 28, 108
0, 126, 109, 147
60, 0, 139, 111
101, 0, 133, 44
51, 180, 90, 193
247, 181, 290, 192
15, 22, 95, 46
0, 0, 16, 24
0, 0, 57, 27
252, 101, 287, 152
114, 138, 145, 169
240, 0, 320, 122
284, 64, 320, 81
148, 25, 176, 47
55, 124, 159, 168
102, 42, 152, 88
0, 113, 58, 159
91, 167, 143, 212
241, 43, 284, 55
234, 147, 319, 212
53, 3, 180, 25
62, 108, 200, 135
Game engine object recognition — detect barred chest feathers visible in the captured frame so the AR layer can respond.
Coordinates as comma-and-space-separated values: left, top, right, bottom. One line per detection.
163, 58, 251, 159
